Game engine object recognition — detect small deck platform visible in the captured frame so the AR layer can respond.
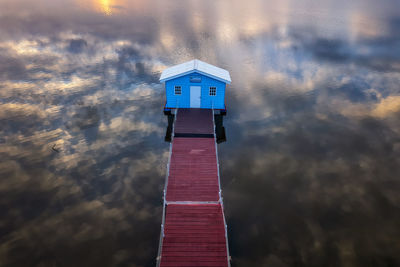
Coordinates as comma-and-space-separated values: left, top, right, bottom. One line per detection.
157, 108, 230, 267
174, 108, 214, 135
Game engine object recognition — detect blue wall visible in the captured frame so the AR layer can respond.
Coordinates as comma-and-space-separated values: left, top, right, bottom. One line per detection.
165, 72, 226, 109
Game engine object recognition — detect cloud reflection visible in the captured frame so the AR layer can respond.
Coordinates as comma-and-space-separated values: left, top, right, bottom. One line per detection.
0, 0, 400, 266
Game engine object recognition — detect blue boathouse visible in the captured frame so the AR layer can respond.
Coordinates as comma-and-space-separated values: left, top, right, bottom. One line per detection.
160, 59, 231, 111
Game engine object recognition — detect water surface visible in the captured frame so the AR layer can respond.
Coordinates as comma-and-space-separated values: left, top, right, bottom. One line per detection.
1, 0, 400, 266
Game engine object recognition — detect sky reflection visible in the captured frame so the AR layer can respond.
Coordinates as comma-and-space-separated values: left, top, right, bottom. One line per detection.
1, 0, 400, 266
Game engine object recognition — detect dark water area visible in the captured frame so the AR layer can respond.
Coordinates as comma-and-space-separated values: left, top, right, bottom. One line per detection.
1, 0, 400, 266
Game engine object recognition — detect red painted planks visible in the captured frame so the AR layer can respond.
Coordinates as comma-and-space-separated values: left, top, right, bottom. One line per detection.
166, 138, 219, 202
174, 108, 214, 134
160, 204, 228, 267
159, 108, 228, 267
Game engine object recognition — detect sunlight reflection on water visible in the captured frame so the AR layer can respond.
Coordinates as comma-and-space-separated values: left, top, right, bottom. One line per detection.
0, 0, 400, 266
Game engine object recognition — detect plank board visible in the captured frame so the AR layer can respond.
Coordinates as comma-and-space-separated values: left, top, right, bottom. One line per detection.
174, 108, 214, 135
166, 138, 219, 202
160, 204, 228, 267
159, 108, 229, 267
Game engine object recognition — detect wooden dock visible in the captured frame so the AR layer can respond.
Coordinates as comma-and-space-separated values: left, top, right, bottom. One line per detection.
157, 108, 230, 267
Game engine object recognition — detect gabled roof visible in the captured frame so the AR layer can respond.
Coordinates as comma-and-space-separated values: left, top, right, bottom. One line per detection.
160, 59, 231, 84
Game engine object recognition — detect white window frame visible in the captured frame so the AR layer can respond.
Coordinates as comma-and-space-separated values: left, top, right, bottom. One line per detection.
174, 85, 182, 95
209, 86, 217, 96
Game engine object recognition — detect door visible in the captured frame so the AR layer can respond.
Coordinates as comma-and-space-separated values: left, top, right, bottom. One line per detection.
190, 86, 201, 108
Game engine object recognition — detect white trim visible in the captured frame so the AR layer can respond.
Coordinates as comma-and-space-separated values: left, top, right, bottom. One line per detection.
209, 86, 217, 96
156, 109, 178, 267
174, 85, 182, 95
160, 59, 231, 84
212, 109, 231, 267
190, 86, 201, 108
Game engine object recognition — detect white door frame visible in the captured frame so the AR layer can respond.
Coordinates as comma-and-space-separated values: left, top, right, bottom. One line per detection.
190, 86, 201, 108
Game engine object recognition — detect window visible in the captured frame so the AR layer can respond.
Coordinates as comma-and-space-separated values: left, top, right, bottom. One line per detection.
174, 86, 182, 95
209, 86, 217, 96
190, 76, 202, 83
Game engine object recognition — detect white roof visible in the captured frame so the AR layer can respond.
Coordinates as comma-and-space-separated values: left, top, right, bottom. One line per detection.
160, 59, 231, 84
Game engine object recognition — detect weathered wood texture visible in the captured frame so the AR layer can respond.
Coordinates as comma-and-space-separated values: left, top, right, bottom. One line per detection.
159, 108, 229, 266
174, 109, 214, 135
160, 204, 228, 267
166, 137, 219, 202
